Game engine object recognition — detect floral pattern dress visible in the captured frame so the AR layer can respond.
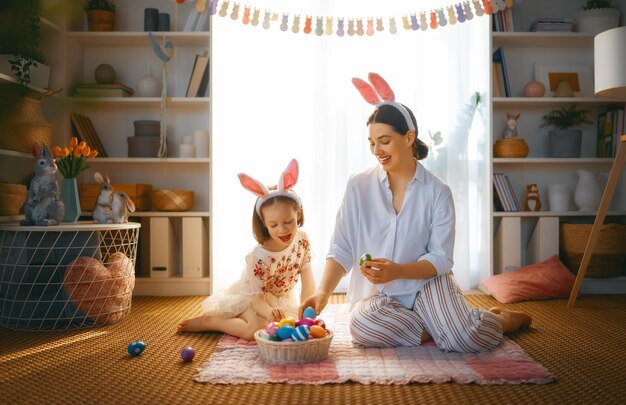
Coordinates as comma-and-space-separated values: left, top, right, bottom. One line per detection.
201, 230, 311, 319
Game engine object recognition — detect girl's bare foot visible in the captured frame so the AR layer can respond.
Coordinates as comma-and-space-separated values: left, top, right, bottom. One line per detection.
177, 315, 213, 332
489, 307, 532, 333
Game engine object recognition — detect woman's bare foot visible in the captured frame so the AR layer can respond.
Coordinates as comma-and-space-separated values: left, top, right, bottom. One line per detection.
489, 307, 532, 333
177, 315, 213, 332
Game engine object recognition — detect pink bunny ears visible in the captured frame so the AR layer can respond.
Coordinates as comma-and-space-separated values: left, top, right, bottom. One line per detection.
351, 72, 416, 132
238, 159, 302, 215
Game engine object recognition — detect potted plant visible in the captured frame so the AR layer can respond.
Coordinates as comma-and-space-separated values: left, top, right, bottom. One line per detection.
576, 0, 620, 36
84, 0, 116, 32
541, 104, 592, 158
0, 0, 48, 92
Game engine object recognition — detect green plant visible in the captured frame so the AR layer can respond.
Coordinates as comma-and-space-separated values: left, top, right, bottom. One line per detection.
583, 0, 614, 10
541, 104, 593, 130
84, 0, 116, 12
0, 0, 43, 92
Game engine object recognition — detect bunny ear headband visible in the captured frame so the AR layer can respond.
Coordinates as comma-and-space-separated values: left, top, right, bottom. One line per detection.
351, 72, 416, 132
238, 159, 302, 216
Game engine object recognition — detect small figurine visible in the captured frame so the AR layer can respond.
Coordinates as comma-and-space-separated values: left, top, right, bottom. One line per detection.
21, 144, 64, 226
502, 112, 520, 138
524, 184, 542, 212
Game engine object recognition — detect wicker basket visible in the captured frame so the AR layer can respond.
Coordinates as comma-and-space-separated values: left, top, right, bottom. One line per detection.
254, 329, 333, 364
0, 183, 27, 216
493, 138, 529, 158
151, 189, 194, 211
559, 223, 626, 278
87, 10, 115, 32
0, 96, 52, 153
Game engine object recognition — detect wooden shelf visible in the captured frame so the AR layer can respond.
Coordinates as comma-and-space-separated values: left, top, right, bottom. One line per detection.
0, 149, 33, 159
493, 211, 626, 217
66, 31, 211, 47
82, 211, 210, 217
88, 157, 210, 163
493, 97, 626, 106
134, 276, 211, 296
493, 158, 614, 164
492, 32, 594, 48
66, 96, 211, 105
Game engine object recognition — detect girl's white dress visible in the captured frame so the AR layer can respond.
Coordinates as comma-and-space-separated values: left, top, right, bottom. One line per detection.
201, 230, 311, 319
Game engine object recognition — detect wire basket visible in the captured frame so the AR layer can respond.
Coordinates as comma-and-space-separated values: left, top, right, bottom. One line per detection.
493, 138, 529, 158
254, 329, 333, 364
0, 222, 140, 330
151, 189, 194, 211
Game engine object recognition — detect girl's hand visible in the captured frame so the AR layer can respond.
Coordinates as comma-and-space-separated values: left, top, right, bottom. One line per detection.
269, 307, 286, 322
360, 257, 399, 284
298, 291, 330, 319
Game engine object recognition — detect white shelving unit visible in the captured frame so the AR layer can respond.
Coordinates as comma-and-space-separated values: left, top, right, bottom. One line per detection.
490, 0, 626, 293
0, 1, 212, 296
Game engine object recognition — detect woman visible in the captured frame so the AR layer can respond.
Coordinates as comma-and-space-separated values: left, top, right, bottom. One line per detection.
300, 75, 531, 353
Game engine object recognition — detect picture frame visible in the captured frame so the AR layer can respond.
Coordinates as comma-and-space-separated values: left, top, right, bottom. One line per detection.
533, 64, 594, 97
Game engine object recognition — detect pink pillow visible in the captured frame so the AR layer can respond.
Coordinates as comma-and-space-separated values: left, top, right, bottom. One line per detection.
479, 255, 575, 303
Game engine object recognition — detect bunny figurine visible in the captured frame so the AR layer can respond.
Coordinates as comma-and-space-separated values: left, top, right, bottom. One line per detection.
111, 191, 136, 223
502, 112, 520, 139
92, 172, 114, 224
21, 144, 65, 226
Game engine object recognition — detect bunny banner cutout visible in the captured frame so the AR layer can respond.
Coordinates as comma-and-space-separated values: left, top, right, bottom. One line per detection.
190, 0, 503, 36
352, 72, 415, 132
238, 159, 302, 215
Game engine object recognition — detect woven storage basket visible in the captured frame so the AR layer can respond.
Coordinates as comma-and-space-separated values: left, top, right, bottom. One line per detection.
254, 329, 333, 364
0, 183, 27, 216
493, 138, 529, 158
559, 223, 626, 278
87, 10, 115, 31
151, 189, 194, 211
0, 96, 52, 153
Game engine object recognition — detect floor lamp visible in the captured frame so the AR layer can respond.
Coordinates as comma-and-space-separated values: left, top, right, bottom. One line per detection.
568, 26, 626, 307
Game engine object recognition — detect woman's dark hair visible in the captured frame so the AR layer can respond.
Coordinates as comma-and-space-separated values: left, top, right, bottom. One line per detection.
252, 196, 304, 243
366, 104, 429, 160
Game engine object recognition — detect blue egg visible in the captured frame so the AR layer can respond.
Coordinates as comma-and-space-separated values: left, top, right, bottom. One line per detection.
303, 306, 317, 319
277, 325, 296, 340
127, 340, 146, 356
291, 325, 311, 341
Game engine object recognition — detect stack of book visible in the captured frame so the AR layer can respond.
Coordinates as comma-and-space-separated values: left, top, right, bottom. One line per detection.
492, 7, 515, 32
530, 18, 574, 32
493, 172, 520, 212
73, 83, 134, 97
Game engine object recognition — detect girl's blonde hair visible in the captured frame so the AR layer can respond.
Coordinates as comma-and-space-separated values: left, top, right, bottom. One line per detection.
252, 196, 304, 243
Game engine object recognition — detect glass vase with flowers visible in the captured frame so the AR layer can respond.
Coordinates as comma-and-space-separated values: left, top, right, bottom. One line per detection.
52, 137, 99, 222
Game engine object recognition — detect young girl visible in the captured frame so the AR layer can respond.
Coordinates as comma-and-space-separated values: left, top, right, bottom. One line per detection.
178, 159, 315, 340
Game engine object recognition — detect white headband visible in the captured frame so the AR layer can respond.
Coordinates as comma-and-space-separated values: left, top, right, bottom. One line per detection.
238, 159, 302, 216
352, 73, 416, 132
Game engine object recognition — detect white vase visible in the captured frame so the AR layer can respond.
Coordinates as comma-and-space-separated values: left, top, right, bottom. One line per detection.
137, 65, 161, 97
574, 170, 602, 211
548, 184, 570, 212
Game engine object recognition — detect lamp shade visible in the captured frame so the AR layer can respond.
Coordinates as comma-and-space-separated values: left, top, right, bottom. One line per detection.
594, 26, 626, 98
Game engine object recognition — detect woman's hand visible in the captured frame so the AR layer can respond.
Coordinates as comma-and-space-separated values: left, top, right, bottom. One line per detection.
298, 291, 330, 319
360, 257, 400, 284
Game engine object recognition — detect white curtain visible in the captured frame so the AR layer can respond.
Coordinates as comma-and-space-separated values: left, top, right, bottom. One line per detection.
212, 0, 490, 293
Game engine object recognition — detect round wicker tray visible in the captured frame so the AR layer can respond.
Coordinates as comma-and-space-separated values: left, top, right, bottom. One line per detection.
254, 329, 333, 364
493, 138, 529, 158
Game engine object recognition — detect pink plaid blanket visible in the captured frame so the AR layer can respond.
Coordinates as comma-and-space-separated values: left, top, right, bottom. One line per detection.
194, 303, 554, 385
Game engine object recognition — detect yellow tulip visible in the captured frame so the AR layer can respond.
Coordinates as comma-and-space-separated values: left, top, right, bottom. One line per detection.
89, 149, 99, 158
51, 146, 62, 158
82, 146, 91, 157
73, 146, 83, 157
62, 147, 70, 157
70, 137, 78, 148
78, 141, 87, 149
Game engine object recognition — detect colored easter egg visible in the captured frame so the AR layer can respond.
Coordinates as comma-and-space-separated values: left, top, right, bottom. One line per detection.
278, 317, 296, 328
265, 321, 279, 336
296, 317, 315, 327
314, 318, 326, 329
292, 325, 311, 341
127, 340, 146, 356
181, 346, 195, 362
359, 253, 372, 267
259, 330, 271, 340
302, 306, 317, 319
309, 325, 326, 338
277, 325, 296, 340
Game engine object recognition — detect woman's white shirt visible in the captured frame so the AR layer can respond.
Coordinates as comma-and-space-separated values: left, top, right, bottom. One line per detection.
327, 161, 455, 309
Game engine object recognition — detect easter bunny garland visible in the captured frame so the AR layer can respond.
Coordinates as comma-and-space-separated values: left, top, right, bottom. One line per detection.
238, 159, 302, 215
351, 72, 415, 132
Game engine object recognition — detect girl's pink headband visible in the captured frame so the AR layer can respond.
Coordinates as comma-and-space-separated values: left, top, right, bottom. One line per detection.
238, 159, 302, 216
351, 72, 416, 132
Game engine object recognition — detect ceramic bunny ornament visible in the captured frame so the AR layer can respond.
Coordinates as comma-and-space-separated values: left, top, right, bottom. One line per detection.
238, 159, 301, 215
502, 112, 520, 139
21, 144, 64, 226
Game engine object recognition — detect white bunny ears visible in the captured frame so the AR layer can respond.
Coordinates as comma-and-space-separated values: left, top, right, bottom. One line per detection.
238, 159, 302, 216
351, 72, 416, 132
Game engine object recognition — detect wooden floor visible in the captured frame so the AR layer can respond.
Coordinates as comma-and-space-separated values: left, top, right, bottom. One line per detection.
0, 294, 625, 404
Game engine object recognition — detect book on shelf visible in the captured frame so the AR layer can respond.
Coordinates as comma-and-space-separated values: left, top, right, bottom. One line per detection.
493, 176, 505, 211
186, 49, 209, 97
530, 18, 574, 32
492, 62, 503, 97
73, 83, 134, 97
493, 173, 510, 211
70, 113, 108, 157
493, 173, 519, 212
492, 48, 511, 97
503, 174, 521, 212
492, 6, 515, 32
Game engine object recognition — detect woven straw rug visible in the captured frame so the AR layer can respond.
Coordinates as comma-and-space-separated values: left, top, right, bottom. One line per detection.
195, 303, 554, 385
